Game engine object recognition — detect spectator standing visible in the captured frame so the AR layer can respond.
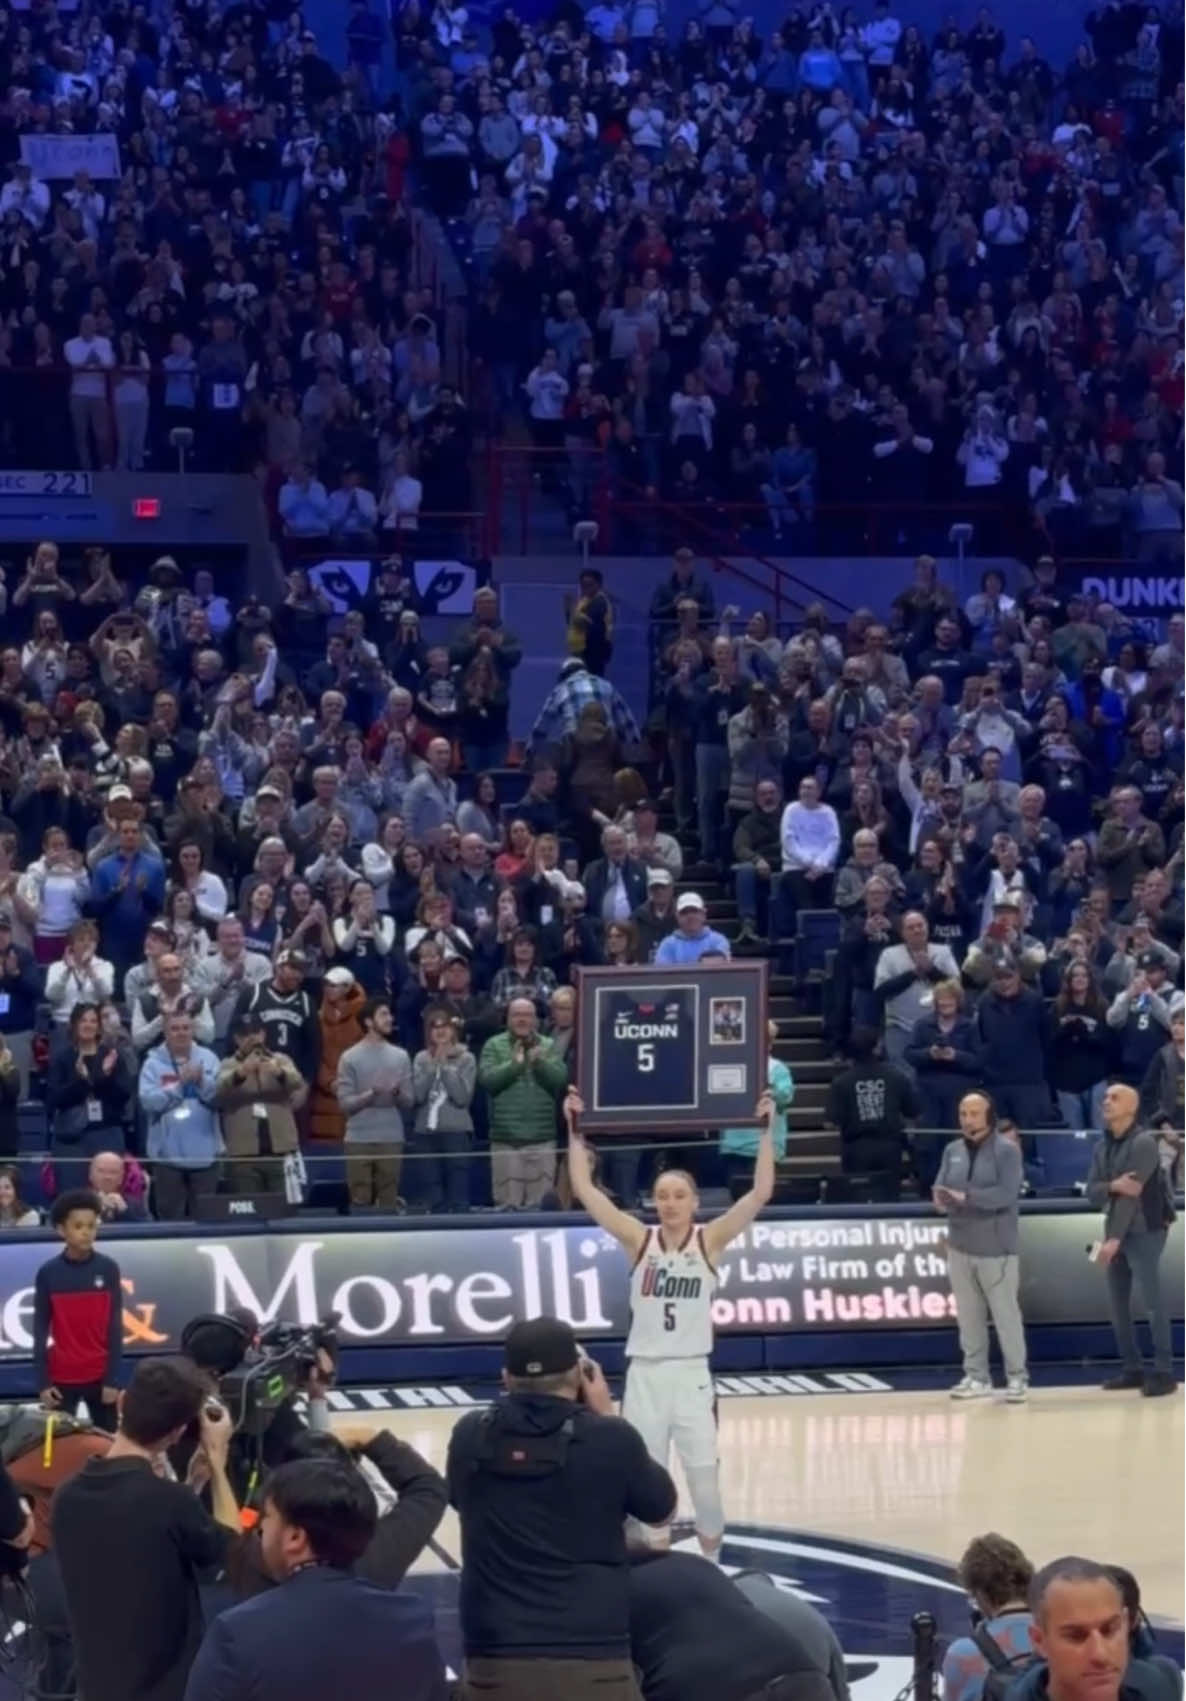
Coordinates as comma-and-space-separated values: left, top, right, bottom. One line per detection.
215, 1014, 307, 1196
874, 913, 960, 1076
90, 818, 166, 986
446, 1319, 675, 1701
336, 996, 414, 1210
63, 314, 114, 470
410, 1008, 476, 1213
45, 920, 114, 1028
1096, 789, 1166, 908
1105, 953, 1174, 1090
0, 908, 43, 1093
478, 996, 567, 1208
310, 968, 368, 1145
691, 637, 749, 872
185, 1459, 446, 1701
1086, 1083, 1177, 1396
905, 981, 982, 1190
1046, 965, 1113, 1132
47, 1002, 132, 1174
934, 1091, 1029, 1403
53, 1359, 238, 1701
33, 1190, 122, 1430
974, 955, 1051, 1142
139, 1011, 223, 1220
235, 951, 320, 1091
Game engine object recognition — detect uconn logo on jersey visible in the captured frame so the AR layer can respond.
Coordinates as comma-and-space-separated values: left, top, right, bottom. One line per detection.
639, 1261, 705, 1302
612, 1000, 683, 1041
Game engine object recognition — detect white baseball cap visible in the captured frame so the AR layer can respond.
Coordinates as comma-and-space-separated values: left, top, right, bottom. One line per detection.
676, 891, 705, 913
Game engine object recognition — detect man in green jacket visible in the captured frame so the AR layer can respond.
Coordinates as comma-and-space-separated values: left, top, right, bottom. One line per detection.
478, 997, 569, 1208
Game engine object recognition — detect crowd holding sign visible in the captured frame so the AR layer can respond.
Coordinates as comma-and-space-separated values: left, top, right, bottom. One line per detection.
19, 133, 122, 181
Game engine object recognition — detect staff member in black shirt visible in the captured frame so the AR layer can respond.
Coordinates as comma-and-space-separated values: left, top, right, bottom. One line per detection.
52, 1357, 240, 1701
825, 1027, 920, 1201
446, 1317, 676, 1701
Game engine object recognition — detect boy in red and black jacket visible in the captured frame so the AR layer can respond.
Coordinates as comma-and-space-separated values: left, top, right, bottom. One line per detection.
32, 1191, 123, 1434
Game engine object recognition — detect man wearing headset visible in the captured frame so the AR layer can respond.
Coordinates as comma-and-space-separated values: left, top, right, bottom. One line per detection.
933, 1090, 1029, 1405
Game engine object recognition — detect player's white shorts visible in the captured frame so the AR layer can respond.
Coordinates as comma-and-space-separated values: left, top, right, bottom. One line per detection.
622, 1356, 718, 1472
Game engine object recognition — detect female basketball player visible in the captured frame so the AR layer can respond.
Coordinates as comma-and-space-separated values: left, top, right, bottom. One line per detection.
565, 1086, 775, 1560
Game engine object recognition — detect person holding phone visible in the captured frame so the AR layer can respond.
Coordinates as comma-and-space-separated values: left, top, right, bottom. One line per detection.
933, 1091, 1029, 1405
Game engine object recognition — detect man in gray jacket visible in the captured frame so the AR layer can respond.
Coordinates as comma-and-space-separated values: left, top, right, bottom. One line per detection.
874, 912, 961, 1075
1085, 1082, 1177, 1397
934, 1090, 1029, 1404
335, 997, 413, 1211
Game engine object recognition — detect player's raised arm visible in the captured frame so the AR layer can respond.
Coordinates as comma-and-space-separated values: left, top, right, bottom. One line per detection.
702, 1091, 776, 1262
565, 1089, 648, 1258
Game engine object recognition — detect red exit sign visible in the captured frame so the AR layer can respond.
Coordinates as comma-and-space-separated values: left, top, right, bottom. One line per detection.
132, 496, 161, 519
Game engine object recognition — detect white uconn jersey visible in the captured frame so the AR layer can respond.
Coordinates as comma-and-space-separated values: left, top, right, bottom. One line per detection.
626, 1227, 716, 1360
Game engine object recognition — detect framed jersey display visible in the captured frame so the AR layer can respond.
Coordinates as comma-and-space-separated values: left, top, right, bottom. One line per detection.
573, 961, 768, 1133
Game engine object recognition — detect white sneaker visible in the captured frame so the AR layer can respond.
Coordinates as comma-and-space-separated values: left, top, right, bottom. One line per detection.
1005, 1376, 1029, 1404
949, 1377, 993, 1400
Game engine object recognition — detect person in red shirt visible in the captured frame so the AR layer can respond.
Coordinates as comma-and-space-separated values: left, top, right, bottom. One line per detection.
32, 1190, 123, 1434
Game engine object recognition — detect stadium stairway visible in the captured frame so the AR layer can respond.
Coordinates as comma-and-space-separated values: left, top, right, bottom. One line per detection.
662, 812, 843, 1196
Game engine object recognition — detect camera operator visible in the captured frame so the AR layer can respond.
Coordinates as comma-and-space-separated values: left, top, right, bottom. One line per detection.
229, 1423, 446, 1597
183, 1458, 447, 1701
446, 1317, 676, 1701
52, 1357, 239, 1701
214, 1014, 307, 1195
177, 1312, 337, 1507
627, 1550, 848, 1701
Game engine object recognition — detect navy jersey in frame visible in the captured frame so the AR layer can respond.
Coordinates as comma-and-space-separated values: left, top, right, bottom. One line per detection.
592, 983, 699, 1112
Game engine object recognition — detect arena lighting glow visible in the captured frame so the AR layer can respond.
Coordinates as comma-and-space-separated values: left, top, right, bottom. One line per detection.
132, 496, 161, 519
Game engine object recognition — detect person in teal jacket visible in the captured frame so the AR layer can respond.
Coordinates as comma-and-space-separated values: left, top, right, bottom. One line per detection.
720, 1023, 793, 1190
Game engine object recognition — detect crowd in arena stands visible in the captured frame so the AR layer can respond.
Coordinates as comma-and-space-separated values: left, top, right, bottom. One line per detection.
436, 0, 1185, 554
644, 544, 1184, 1194
0, 0, 1182, 562
0, 535, 1178, 1218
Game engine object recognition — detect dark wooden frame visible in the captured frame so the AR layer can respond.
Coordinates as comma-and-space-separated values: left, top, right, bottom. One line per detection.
573, 959, 770, 1134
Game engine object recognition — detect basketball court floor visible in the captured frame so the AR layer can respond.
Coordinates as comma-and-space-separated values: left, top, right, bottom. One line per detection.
331, 1384, 1184, 1694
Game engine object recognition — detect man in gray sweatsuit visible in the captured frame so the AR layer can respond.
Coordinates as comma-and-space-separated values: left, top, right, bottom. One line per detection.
934, 1090, 1028, 1403
1085, 1081, 1177, 1397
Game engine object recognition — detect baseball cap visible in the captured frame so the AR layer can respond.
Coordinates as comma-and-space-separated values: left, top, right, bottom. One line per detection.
324, 966, 355, 987
990, 949, 1020, 977
256, 782, 282, 800
674, 546, 694, 561
992, 892, 1023, 910
676, 891, 705, 913
147, 920, 174, 940
647, 867, 673, 887
108, 784, 132, 803
505, 1317, 580, 1379
1137, 950, 1164, 971
276, 947, 307, 971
